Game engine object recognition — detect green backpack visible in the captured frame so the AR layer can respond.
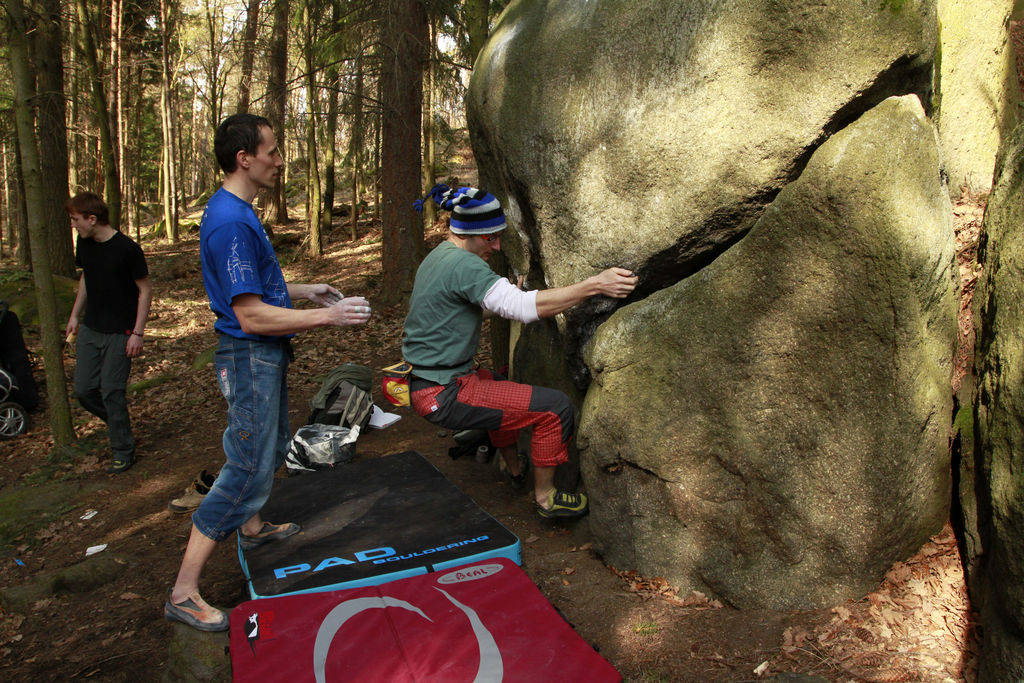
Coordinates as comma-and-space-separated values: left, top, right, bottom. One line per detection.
307, 363, 374, 429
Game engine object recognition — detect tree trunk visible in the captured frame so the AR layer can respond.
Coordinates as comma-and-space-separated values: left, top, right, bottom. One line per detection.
123, 59, 136, 241
380, 0, 427, 304
133, 71, 144, 232
7, 0, 76, 451
322, 0, 340, 240
110, 0, 123, 228
374, 74, 381, 225
171, 62, 183, 226
158, 0, 179, 242
190, 84, 201, 196
421, 11, 437, 227
74, 0, 122, 231
237, 0, 260, 113
266, 0, 289, 229
68, 23, 79, 193
465, 0, 490, 66
203, 0, 221, 134
350, 41, 365, 241
302, 0, 322, 256
11, 133, 31, 268
33, 0, 75, 277
1, 136, 10, 254
323, 69, 338, 237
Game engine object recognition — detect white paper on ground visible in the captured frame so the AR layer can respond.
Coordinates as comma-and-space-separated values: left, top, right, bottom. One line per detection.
368, 404, 401, 429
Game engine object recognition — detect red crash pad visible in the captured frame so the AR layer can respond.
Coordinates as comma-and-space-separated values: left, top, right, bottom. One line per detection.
229, 558, 620, 682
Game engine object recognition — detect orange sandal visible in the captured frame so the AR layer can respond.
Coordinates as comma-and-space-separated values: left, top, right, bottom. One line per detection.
164, 590, 228, 632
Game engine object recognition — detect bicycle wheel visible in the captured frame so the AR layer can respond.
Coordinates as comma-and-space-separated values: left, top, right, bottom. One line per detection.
0, 402, 27, 438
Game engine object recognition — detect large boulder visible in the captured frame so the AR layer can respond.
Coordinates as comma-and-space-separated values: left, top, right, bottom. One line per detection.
935, 0, 1020, 198
578, 95, 956, 609
469, 0, 936, 354
973, 123, 1024, 679
467, 0, 961, 609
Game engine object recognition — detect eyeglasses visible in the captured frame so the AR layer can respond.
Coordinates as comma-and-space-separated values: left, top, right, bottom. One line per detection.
481, 233, 502, 243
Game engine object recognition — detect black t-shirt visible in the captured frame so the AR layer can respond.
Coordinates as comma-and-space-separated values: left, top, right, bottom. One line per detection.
75, 231, 149, 334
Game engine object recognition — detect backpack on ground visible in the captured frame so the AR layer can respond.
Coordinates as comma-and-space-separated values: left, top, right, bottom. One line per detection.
307, 363, 374, 430
0, 302, 38, 411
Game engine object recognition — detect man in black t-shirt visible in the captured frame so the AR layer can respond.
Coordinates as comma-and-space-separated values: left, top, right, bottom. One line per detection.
65, 193, 152, 473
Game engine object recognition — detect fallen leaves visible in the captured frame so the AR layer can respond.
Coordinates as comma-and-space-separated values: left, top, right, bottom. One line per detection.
74, 456, 100, 474
608, 566, 723, 609
771, 524, 977, 682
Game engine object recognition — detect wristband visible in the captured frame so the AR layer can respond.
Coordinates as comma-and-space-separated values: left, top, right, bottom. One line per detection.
130, 331, 143, 338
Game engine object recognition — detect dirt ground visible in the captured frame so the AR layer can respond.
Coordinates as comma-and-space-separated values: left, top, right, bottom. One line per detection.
0, 196, 980, 682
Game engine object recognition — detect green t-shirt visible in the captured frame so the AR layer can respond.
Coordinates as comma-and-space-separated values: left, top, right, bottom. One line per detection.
402, 241, 500, 385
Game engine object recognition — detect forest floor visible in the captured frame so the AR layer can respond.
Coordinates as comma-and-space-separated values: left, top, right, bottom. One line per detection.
0, 186, 983, 682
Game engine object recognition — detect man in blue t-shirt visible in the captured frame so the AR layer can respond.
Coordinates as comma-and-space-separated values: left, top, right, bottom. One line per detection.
164, 114, 372, 632
65, 192, 151, 474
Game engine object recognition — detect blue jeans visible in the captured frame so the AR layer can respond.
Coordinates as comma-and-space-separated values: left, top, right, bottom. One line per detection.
192, 335, 290, 542
74, 324, 134, 460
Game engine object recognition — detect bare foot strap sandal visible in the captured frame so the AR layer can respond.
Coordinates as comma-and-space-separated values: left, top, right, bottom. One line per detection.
238, 522, 301, 551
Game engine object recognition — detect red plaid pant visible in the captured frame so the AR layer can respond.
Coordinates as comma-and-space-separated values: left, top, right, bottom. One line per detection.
410, 368, 574, 467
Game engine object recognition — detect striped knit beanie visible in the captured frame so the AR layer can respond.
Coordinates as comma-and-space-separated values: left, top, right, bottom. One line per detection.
414, 184, 506, 235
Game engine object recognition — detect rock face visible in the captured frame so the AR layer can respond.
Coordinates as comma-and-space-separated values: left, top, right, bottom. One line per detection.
467, 0, 959, 609
973, 124, 1024, 679
935, 0, 1020, 197
580, 96, 955, 608
469, 0, 936, 314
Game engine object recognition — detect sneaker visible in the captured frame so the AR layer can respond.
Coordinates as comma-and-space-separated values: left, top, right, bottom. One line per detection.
536, 489, 589, 519
238, 522, 301, 551
168, 470, 216, 512
106, 454, 134, 474
164, 590, 228, 632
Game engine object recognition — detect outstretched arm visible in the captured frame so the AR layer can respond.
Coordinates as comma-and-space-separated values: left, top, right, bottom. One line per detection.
232, 292, 371, 337
534, 267, 637, 319
287, 283, 343, 306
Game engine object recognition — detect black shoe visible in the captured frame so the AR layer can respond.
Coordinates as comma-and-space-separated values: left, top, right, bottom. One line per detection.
107, 455, 135, 474
508, 453, 530, 490
198, 469, 216, 489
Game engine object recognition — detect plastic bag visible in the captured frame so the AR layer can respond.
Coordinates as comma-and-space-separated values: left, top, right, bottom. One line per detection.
285, 423, 360, 473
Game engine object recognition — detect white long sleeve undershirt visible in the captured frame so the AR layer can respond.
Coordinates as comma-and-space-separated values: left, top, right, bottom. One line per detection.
481, 278, 540, 323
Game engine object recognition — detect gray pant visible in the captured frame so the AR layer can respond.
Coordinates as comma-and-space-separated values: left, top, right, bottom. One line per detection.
75, 324, 134, 459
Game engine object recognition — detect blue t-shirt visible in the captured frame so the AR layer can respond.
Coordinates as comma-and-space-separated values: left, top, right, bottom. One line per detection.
199, 188, 292, 340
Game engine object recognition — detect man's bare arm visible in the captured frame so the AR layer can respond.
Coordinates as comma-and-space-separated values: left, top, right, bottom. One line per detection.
125, 276, 153, 357
232, 291, 371, 336
534, 267, 637, 319
66, 274, 87, 337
